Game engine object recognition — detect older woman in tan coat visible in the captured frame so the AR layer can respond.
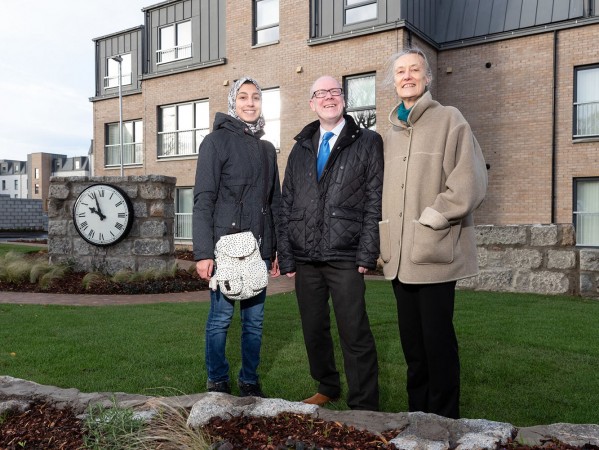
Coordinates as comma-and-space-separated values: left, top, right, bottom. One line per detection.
379, 47, 487, 419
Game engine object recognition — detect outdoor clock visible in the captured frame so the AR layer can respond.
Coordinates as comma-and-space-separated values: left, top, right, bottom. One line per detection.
73, 183, 134, 247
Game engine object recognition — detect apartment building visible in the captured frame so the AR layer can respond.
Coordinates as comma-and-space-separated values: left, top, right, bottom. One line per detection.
91, 0, 599, 246
0, 160, 27, 199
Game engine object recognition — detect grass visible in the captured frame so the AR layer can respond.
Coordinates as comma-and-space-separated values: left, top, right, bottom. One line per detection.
0, 244, 45, 255
1, 281, 598, 427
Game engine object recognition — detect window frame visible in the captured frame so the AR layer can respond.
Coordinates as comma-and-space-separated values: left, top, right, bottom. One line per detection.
344, 0, 378, 26
343, 72, 377, 130
157, 99, 210, 158
573, 177, 599, 247
104, 53, 132, 88
261, 87, 281, 151
175, 187, 194, 240
254, 0, 280, 45
105, 119, 144, 167
573, 64, 599, 140
157, 20, 192, 64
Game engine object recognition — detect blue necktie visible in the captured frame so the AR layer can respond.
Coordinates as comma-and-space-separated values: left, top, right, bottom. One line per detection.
316, 131, 334, 180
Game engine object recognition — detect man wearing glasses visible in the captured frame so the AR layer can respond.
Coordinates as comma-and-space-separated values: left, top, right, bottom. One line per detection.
277, 75, 384, 411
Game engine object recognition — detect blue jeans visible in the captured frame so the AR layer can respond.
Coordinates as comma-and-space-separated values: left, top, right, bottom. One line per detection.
205, 271, 267, 385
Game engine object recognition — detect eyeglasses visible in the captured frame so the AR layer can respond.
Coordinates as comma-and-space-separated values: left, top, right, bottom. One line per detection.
311, 88, 343, 98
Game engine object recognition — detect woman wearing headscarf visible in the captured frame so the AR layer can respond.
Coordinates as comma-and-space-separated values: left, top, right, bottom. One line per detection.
379, 48, 487, 418
193, 76, 281, 398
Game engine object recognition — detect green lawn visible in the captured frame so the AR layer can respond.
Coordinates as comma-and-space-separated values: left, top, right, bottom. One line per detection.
1, 281, 598, 427
0, 243, 45, 255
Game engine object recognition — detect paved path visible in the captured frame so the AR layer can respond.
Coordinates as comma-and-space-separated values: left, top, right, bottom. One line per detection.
0, 273, 297, 306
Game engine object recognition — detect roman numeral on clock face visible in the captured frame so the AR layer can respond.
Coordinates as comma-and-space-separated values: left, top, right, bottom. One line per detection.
115, 222, 124, 230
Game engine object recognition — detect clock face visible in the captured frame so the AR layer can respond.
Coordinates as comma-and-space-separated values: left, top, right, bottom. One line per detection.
73, 184, 134, 247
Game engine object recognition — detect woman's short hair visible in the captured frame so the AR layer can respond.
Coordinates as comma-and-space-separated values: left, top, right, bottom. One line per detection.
384, 47, 433, 90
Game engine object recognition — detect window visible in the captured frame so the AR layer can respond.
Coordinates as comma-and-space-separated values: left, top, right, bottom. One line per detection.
1, 180, 5, 190
34, 168, 39, 179
34, 184, 39, 194
254, 0, 279, 45
344, 73, 376, 130
14, 163, 19, 171
574, 178, 599, 246
105, 120, 143, 166
574, 65, 599, 138
175, 187, 193, 239
158, 100, 209, 157
75, 160, 80, 170
261, 88, 280, 150
158, 21, 192, 64
345, 0, 377, 25
14, 180, 18, 190
105, 54, 132, 88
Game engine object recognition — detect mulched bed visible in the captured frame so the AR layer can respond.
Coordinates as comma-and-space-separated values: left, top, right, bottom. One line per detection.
0, 402, 83, 450
203, 413, 401, 449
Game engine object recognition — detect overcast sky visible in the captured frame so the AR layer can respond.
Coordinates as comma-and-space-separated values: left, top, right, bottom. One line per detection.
0, 0, 148, 162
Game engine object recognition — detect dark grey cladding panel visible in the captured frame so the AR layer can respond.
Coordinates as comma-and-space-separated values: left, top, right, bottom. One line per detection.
536, 0, 554, 24
489, 0, 509, 34
435, 0, 586, 43
505, 0, 524, 31
474, 0, 494, 36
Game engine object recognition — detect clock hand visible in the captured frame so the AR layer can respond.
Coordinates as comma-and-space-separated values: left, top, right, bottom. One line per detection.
92, 193, 107, 220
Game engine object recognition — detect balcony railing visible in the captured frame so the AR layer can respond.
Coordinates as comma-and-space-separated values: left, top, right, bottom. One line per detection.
158, 129, 207, 157
105, 143, 143, 166
157, 43, 192, 64
103, 73, 132, 88
574, 101, 599, 138
175, 213, 193, 240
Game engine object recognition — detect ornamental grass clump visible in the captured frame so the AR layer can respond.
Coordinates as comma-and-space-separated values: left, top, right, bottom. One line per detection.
82, 272, 108, 290
133, 400, 212, 450
2, 257, 32, 284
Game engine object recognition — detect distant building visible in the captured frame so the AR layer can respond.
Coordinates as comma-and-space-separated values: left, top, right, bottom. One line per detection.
90, 0, 599, 246
0, 159, 27, 198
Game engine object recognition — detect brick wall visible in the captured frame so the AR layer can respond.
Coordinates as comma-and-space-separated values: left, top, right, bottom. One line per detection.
0, 195, 47, 231
91, 1, 599, 230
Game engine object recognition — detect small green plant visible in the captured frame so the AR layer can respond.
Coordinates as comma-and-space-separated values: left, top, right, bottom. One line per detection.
82, 401, 145, 450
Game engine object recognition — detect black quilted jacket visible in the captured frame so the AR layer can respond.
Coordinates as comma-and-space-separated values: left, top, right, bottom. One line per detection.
278, 115, 384, 274
192, 113, 281, 262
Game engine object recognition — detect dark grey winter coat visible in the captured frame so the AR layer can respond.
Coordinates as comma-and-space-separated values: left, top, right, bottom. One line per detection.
278, 115, 384, 274
192, 112, 281, 262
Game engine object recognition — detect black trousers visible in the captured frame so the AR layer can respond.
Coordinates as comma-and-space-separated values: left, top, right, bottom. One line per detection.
295, 261, 379, 410
392, 279, 460, 419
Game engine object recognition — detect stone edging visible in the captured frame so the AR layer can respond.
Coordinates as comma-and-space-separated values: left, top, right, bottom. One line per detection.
2, 376, 598, 449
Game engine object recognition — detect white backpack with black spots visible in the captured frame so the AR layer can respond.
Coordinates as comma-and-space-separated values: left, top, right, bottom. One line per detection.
209, 231, 269, 301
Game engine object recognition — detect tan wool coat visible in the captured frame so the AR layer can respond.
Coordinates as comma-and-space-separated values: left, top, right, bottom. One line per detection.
379, 91, 488, 283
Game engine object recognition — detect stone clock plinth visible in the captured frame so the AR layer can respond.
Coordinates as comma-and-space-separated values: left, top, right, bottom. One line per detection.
47, 175, 177, 275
